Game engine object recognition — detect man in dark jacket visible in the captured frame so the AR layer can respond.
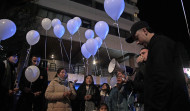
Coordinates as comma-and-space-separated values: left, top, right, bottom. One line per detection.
0, 51, 19, 111
16, 55, 48, 111
126, 21, 190, 111
128, 48, 147, 111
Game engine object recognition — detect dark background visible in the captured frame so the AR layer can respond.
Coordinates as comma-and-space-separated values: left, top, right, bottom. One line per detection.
137, 0, 190, 63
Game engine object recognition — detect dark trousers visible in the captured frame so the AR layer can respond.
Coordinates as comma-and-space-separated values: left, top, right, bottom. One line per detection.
16, 93, 46, 111
0, 88, 9, 111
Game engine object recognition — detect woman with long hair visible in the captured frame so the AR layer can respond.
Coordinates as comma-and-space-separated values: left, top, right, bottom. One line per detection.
76, 75, 100, 111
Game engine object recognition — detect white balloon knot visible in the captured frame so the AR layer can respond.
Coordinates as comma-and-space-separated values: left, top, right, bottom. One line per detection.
113, 22, 118, 26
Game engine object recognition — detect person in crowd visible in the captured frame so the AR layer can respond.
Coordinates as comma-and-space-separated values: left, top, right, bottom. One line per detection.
127, 48, 148, 111
45, 68, 76, 111
16, 55, 48, 111
107, 71, 134, 111
0, 51, 19, 111
76, 75, 100, 111
100, 83, 110, 104
98, 103, 109, 111
126, 20, 190, 111
184, 73, 190, 100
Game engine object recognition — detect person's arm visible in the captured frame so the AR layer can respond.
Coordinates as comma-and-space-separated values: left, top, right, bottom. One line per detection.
0, 61, 5, 84
131, 68, 144, 93
45, 80, 64, 101
19, 68, 32, 93
69, 82, 77, 100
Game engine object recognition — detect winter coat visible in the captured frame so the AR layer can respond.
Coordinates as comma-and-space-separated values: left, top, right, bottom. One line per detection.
107, 85, 134, 111
131, 62, 145, 104
0, 60, 17, 90
145, 34, 190, 111
45, 77, 76, 111
187, 84, 190, 99
100, 90, 109, 104
76, 84, 100, 111
0, 60, 17, 111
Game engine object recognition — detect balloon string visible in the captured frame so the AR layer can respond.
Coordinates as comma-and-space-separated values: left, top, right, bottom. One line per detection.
77, 31, 82, 48
104, 41, 111, 61
93, 56, 96, 76
59, 39, 64, 62
69, 35, 73, 72
0, 40, 3, 50
45, 30, 47, 68
77, 30, 86, 69
24, 45, 31, 67
82, 58, 86, 73
61, 40, 69, 61
86, 59, 89, 75
97, 49, 102, 76
45, 30, 47, 60
180, 0, 190, 39
116, 20, 126, 74
30, 82, 32, 89
94, 56, 99, 76
61, 40, 75, 73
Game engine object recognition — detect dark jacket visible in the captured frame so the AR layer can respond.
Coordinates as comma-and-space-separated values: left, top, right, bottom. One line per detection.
16, 66, 48, 111
0, 60, 17, 111
145, 34, 190, 111
131, 62, 145, 104
19, 66, 48, 94
76, 83, 100, 111
107, 85, 134, 111
0, 60, 17, 90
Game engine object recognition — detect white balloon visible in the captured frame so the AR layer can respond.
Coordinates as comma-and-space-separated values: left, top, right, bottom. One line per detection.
67, 19, 79, 35
73, 17, 82, 27
41, 18, 52, 30
81, 43, 91, 59
95, 21, 109, 40
85, 38, 98, 56
104, 0, 125, 21
26, 30, 40, 45
52, 18, 61, 27
95, 37, 103, 48
53, 24, 65, 38
85, 29, 94, 39
25, 66, 40, 82
0, 19, 16, 40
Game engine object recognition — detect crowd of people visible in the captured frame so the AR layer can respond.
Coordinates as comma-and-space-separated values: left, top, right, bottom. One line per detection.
1, 20, 190, 111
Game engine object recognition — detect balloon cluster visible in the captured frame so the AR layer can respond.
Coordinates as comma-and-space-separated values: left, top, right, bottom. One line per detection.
81, 21, 109, 59
25, 17, 52, 46
67, 17, 81, 36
